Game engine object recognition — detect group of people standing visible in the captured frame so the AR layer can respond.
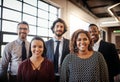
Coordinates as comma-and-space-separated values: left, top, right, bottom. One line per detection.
0, 18, 120, 82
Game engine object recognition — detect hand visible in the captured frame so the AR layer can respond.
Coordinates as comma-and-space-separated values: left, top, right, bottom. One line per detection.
114, 74, 120, 82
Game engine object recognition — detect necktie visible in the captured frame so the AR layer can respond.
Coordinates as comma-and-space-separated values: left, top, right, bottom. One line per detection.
22, 41, 27, 61
54, 41, 60, 73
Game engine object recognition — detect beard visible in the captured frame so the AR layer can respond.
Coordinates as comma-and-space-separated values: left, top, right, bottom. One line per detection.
54, 31, 64, 37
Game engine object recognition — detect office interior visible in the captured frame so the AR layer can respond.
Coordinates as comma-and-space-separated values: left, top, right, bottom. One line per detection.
0, 0, 120, 58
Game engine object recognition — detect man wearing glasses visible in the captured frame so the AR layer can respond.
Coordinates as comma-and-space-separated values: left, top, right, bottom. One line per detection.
0, 21, 30, 82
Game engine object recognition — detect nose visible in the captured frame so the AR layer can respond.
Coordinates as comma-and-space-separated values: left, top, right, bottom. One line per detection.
35, 47, 39, 50
80, 40, 85, 44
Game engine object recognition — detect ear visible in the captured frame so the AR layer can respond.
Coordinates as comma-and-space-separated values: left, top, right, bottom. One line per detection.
98, 30, 100, 34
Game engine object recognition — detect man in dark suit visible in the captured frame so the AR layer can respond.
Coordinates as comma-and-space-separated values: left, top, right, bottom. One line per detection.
45, 18, 70, 82
88, 24, 120, 82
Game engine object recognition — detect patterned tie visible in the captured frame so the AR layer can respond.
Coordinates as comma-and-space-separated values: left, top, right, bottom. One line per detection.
54, 41, 60, 73
22, 41, 27, 61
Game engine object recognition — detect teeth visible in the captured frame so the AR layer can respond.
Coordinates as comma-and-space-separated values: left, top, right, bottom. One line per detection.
91, 36, 95, 38
81, 45, 85, 47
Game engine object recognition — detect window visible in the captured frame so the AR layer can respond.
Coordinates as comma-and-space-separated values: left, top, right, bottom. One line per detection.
0, 0, 59, 57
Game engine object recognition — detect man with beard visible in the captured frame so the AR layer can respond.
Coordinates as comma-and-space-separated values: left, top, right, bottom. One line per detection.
0, 21, 30, 82
45, 18, 70, 82
88, 24, 120, 82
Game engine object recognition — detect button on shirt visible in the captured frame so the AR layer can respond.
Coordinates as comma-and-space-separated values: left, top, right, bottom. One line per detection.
0, 38, 29, 75
53, 37, 63, 68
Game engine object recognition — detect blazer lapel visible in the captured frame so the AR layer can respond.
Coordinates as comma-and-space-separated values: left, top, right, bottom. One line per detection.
50, 39, 54, 55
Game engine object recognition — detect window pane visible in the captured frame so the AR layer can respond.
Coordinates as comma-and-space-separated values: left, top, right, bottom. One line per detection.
3, 0, 21, 11
24, 0, 37, 6
3, 8, 21, 21
38, 1, 48, 10
0, 7, 1, 18
3, 34, 18, 42
37, 27, 48, 36
42, 37, 48, 41
2, 20, 17, 32
38, 18, 48, 28
27, 36, 34, 42
49, 29, 53, 37
38, 9, 48, 19
49, 21, 53, 28
23, 4, 36, 16
50, 5, 58, 14
23, 14, 36, 25
29, 25, 36, 35
49, 13, 57, 21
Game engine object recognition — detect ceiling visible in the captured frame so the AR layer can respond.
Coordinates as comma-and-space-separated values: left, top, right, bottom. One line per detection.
69, 0, 120, 19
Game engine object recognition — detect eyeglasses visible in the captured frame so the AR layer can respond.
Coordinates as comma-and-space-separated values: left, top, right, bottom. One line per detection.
18, 28, 28, 30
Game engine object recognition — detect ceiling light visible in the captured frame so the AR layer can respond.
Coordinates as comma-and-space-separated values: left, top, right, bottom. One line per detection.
107, 3, 120, 22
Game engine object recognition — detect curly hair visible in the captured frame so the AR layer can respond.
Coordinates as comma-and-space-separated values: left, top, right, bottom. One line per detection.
70, 29, 93, 54
51, 18, 67, 34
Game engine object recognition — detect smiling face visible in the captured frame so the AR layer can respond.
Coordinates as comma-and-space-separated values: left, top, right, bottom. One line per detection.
76, 33, 90, 52
89, 26, 100, 43
17, 24, 29, 40
31, 40, 44, 57
53, 22, 65, 37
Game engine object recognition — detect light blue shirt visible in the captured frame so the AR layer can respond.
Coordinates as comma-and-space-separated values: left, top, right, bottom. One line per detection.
0, 38, 29, 75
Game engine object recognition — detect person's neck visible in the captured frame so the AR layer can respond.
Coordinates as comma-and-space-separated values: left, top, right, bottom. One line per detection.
54, 35, 62, 40
19, 37, 26, 41
95, 38, 100, 44
79, 50, 88, 55
30, 55, 43, 62
78, 50, 93, 59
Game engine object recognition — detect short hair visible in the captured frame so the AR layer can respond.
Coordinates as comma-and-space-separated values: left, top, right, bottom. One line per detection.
70, 29, 93, 54
88, 24, 99, 29
51, 18, 67, 34
17, 21, 29, 29
29, 36, 47, 57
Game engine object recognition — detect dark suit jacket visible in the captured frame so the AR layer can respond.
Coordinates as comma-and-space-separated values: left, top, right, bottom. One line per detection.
45, 38, 70, 65
98, 40, 120, 82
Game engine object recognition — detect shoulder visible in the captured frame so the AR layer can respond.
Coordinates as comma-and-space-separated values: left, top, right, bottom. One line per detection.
4, 40, 17, 50
93, 51, 104, 59
101, 40, 114, 45
43, 58, 54, 68
26, 40, 30, 44
94, 51, 102, 55
5, 40, 16, 46
100, 40, 115, 47
64, 54, 75, 60
18, 59, 30, 70
63, 38, 69, 42
19, 59, 29, 67
45, 39, 53, 44
44, 58, 53, 65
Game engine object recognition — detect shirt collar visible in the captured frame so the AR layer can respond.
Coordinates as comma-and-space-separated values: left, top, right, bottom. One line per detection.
94, 38, 102, 46
53, 37, 63, 42
17, 38, 27, 45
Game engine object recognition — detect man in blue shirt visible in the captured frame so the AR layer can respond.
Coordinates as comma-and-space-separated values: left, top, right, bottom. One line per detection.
0, 21, 30, 82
